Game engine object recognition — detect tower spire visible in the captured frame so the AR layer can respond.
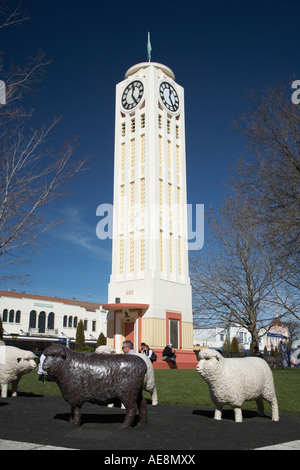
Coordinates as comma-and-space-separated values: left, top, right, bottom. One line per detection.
147, 32, 152, 62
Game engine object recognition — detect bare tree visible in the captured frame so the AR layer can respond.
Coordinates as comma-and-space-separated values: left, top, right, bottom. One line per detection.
0, 1, 30, 31
0, 2, 87, 280
190, 194, 278, 348
232, 83, 300, 320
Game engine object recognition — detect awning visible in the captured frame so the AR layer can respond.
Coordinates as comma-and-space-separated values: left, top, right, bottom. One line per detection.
102, 303, 149, 311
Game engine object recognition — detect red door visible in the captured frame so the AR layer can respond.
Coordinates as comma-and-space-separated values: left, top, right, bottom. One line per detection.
124, 322, 135, 348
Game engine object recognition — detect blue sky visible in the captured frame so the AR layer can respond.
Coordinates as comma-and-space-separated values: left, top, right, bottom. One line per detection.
1, 0, 300, 302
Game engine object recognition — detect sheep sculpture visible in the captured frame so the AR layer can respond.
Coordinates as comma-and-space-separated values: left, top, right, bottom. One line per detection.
196, 349, 279, 423
42, 344, 148, 428
0, 345, 37, 398
96, 345, 158, 406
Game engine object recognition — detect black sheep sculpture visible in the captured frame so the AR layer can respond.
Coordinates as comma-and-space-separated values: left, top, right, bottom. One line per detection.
42, 344, 148, 428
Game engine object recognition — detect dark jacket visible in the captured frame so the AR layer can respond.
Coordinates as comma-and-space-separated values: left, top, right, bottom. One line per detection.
162, 346, 175, 358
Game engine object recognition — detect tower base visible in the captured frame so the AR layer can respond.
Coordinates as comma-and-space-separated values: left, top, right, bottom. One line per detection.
153, 349, 198, 370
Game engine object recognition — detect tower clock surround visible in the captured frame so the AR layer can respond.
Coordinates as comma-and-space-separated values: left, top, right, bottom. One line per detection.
104, 61, 197, 369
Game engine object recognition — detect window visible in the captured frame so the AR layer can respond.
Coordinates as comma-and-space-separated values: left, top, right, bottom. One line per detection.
15, 310, 21, 323
38, 311, 46, 333
47, 312, 55, 330
2, 309, 8, 322
68, 316, 73, 328
121, 122, 125, 137
84, 319, 88, 331
9, 309, 14, 323
92, 320, 96, 332
73, 317, 78, 328
131, 117, 135, 133
169, 319, 179, 349
29, 310, 37, 329
63, 315, 67, 328
166, 312, 181, 350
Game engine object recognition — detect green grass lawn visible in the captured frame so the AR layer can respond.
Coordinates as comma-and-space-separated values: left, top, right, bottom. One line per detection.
6, 368, 300, 414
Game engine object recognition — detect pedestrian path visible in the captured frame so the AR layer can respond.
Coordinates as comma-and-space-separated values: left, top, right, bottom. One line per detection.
255, 439, 300, 450
0, 438, 76, 450
0, 437, 300, 450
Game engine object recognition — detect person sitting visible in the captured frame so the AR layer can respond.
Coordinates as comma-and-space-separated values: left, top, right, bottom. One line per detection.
162, 343, 178, 369
122, 340, 136, 354
140, 343, 157, 362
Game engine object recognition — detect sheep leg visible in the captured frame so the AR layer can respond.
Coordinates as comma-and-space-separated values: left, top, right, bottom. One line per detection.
69, 406, 81, 426
256, 397, 265, 417
1, 383, 8, 398
151, 387, 158, 406
137, 391, 148, 424
122, 403, 137, 428
234, 408, 243, 423
11, 378, 20, 397
270, 398, 279, 422
214, 406, 222, 420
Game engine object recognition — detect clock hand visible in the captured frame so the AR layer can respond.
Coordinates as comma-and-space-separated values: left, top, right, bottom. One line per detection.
131, 87, 138, 104
169, 89, 174, 106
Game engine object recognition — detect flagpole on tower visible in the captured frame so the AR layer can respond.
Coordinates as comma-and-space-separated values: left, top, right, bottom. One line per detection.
147, 32, 152, 62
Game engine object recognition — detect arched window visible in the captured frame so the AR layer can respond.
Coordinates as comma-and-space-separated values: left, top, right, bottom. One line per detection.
15, 310, 21, 323
63, 315, 67, 327
84, 319, 88, 331
38, 311, 46, 333
2, 309, 8, 322
9, 309, 14, 323
47, 312, 55, 330
73, 316, 78, 328
29, 310, 37, 329
68, 316, 73, 328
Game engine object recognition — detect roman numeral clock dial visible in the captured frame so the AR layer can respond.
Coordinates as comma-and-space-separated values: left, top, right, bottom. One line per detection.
159, 81, 179, 112
121, 80, 144, 110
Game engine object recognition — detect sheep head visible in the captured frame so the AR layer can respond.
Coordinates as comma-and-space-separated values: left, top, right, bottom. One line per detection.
196, 349, 223, 380
16, 351, 37, 374
42, 344, 67, 373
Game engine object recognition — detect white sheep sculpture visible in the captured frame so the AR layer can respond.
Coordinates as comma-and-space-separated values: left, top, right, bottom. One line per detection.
95, 345, 158, 406
196, 349, 279, 423
0, 345, 37, 398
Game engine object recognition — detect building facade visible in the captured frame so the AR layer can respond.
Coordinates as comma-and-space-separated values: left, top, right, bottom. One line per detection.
194, 324, 252, 351
104, 62, 196, 368
194, 319, 289, 353
0, 290, 107, 349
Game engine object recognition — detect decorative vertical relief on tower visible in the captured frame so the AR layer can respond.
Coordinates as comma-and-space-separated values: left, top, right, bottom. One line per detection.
105, 62, 196, 367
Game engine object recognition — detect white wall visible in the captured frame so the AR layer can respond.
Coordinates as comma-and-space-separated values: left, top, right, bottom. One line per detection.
0, 293, 107, 345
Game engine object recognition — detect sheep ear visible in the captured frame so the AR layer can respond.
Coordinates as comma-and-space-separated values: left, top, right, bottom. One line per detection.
59, 349, 67, 359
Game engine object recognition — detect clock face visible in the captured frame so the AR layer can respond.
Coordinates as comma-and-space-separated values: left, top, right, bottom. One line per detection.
121, 80, 144, 110
159, 81, 179, 112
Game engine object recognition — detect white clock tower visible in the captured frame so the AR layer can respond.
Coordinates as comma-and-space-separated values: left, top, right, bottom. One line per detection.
104, 61, 196, 368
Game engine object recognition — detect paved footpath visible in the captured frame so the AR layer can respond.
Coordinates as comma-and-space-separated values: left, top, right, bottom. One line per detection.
0, 395, 300, 451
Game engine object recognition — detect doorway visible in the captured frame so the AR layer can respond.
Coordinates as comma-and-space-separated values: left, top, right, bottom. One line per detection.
124, 321, 135, 348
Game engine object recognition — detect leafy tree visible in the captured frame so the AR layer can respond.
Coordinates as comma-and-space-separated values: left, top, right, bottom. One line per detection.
96, 332, 106, 347
231, 337, 240, 356
75, 319, 85, 350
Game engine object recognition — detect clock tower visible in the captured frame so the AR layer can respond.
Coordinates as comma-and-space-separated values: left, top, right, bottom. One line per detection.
103, 61, 196, 368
